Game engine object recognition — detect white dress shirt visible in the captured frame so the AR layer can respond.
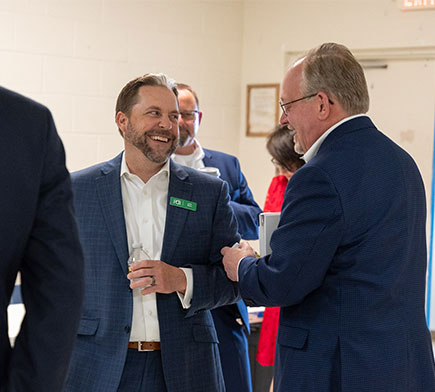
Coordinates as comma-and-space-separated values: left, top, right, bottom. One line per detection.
120, 154, 193, 342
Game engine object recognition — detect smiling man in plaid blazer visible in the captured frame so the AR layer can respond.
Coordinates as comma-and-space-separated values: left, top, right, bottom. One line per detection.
64, 74, 240, 392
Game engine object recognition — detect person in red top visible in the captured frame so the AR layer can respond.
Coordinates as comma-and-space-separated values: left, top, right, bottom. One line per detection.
256, 125, 304, 386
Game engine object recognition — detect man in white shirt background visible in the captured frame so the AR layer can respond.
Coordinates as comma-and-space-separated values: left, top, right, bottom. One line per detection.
173, 83, 260, 392
64, 73, 241, 392
173, 83, 261, 241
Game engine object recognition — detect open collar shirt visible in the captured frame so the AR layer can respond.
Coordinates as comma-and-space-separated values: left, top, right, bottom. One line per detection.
120, 154, 192, 342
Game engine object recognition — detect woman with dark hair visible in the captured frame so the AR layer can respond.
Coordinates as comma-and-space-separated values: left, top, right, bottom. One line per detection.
263, 125, 304, 213
256, 125, 304, 390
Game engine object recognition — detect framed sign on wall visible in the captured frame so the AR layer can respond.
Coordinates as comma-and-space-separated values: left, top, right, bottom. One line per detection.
246, 83, 280, 137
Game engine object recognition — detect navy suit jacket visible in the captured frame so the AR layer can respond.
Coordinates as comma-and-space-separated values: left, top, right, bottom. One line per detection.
65, 154, 240, 392
203, 148, 261, 241
0, 87, 84, 392
239, 117, 435, 391
203, 148, 261, 332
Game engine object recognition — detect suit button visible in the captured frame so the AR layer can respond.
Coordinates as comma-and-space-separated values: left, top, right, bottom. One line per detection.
124, 325, 131, 333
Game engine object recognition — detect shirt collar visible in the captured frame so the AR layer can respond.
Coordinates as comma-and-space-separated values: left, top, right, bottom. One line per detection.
120, 152, 170, 183
302, 114, 367, 163
192, 139, 205, 160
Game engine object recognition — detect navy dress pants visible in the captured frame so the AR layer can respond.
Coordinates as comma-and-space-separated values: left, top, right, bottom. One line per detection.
118, 349, 167, 392
212, 307, 253, 392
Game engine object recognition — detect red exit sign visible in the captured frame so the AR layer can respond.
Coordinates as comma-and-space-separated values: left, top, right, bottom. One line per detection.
403, 0, 435, 9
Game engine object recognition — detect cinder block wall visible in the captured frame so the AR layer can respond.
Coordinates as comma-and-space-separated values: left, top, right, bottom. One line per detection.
0, 0, 243, 171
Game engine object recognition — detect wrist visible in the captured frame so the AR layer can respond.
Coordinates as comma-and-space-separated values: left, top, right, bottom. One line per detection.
177, 268, 187, 294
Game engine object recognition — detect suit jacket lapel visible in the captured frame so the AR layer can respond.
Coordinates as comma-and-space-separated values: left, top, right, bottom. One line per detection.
161, 161, 193, 265
95, 153, 129, 275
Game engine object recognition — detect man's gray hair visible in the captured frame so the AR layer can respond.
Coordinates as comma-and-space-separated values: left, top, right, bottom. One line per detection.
300, 43, 369, 115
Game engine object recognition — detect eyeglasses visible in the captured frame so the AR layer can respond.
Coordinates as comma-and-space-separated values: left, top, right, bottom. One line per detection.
179, 110, 199, 120
279, 93, 317, 115
279, 93, 334, 115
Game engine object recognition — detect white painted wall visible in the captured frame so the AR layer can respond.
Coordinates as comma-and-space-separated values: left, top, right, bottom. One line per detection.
2, 0, 434, 207
0, 0, 244, 171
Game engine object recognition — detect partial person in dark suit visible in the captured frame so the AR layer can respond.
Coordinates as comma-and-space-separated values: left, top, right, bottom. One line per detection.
173, 83, 259, 392
173, 83, 261, 241
222, 43, 435, 391
64, 74, 240, 392
0, 86, 84, 392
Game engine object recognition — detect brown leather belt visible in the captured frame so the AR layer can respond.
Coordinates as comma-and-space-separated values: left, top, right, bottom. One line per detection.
128, 341, 161, 351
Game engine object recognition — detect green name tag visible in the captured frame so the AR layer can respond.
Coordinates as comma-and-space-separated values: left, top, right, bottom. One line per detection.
169, 197, 197, 211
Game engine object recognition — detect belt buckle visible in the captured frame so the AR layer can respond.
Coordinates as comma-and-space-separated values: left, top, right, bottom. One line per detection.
138, 342, 150, 352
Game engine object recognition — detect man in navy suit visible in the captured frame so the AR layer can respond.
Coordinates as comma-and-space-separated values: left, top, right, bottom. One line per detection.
0, 87, 84, 392
64, 74, 240, 392
173, 83, 260, 392
173, 83, 261, 241
222, 43, 435, 391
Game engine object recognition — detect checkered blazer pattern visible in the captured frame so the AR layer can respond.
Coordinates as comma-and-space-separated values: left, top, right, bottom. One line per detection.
64, 153, 240, 392
239, 116, 435, 391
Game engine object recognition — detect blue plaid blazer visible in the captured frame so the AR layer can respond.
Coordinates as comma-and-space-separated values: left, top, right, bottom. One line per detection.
239, 116, 435, 392
65, 153, 240, 392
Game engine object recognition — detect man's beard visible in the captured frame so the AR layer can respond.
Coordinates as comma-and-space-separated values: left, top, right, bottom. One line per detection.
178, 126, 191, 147
125, 122, 178, 164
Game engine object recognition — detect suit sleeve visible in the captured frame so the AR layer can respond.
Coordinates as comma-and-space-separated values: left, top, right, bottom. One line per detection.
238, 166, 344, 307
229, 159, 262, 240
186, 181, 241, 317
9, 109, 84, 392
